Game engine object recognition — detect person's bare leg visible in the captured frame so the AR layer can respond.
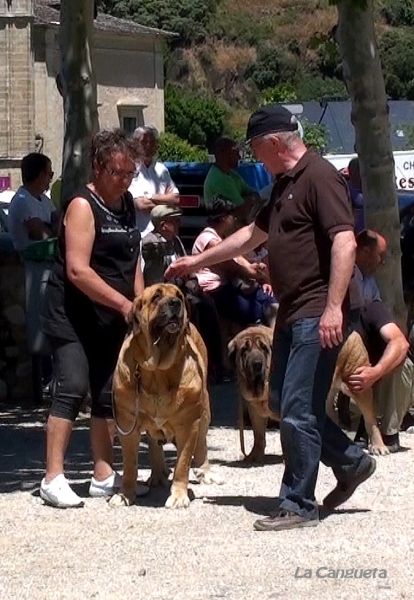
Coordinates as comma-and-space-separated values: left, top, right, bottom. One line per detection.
90, 416, 115, 480
44, 415, 73, 482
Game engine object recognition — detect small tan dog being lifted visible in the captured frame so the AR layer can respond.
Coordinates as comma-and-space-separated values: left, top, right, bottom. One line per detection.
229, 326, 388, 460
110, 283, 221, 510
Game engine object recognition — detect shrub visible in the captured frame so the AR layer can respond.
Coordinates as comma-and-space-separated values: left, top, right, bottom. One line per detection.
245, 46, 303, 91
380, 31, 414, 98
380, 0, 414, 27
158, 132, 208, 162
165, 84, 227, 150
97, 0, 219, 44
210, 8, 274, 46
295, 76, 348, 102
301, 118, 329, 153
260, 84, 298, 105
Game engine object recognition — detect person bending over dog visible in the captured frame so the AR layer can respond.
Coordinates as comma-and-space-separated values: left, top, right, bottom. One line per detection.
349, 301, 412, 453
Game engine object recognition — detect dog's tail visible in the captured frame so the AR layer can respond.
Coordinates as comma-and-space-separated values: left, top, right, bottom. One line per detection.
238, 393, 247, 457
326, 368, 340, 421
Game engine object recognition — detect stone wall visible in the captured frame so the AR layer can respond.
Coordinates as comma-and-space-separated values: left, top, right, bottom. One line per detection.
0, 234, 32, 402
0, 1, 35, 186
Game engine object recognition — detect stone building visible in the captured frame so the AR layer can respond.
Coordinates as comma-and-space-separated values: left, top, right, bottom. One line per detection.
0, 0, 174, 189
0, 0, 174, 402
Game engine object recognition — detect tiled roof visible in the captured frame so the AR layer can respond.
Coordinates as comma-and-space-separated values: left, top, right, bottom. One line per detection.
34, 1, 177, 37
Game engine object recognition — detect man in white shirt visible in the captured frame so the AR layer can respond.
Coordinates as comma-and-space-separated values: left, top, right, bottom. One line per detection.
128, 126, 180, 238
8, 153, 56, 251
354, 229, 386, 304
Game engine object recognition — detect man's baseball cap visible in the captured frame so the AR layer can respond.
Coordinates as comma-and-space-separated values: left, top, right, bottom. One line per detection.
246, 105, 299, 142
150, 205, 183, 224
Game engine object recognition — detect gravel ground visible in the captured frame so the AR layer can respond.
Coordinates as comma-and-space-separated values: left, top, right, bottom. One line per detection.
1, 385, 414, 600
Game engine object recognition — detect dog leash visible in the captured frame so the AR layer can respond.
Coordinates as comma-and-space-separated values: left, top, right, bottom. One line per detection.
238, 390, 247, 457
112, 366, 141, 437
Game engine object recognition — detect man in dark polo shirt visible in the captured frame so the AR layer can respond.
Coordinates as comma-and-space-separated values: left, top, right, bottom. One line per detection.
165, 105, 374, 532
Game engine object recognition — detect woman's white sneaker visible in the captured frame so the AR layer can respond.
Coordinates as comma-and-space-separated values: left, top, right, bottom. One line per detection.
40, 474, 84, 508
89, 471, 122, 497
89, 471, 149, 498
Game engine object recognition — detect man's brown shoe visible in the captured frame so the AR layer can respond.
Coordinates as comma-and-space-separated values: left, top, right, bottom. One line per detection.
253, 509, 319, 532
323, 455, 376, 511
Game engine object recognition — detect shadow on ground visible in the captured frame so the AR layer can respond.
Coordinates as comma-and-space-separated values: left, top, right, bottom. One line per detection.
202, 494, 372, 519
0, 381, 249, 495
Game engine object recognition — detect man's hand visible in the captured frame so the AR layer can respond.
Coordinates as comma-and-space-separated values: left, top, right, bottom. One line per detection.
262, 283, 274, 296
165, 256, 198, 280
250, 262, 270, 284
135, 196, 156, 211
347, 366, 380, 393
120, 299, 133, 319
319, 305, 343, 348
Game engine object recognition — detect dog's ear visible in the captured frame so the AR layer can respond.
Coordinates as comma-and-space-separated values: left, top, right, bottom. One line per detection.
126, 298, 142, 335
185, 318, 191, 335
227, 338, 237, 367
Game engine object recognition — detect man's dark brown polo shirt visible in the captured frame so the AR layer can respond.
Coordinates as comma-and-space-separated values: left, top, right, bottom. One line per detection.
255, 150, 354, 324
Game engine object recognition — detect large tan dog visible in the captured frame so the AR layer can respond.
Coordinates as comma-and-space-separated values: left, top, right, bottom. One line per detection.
228, 325, 278, 463
326, 330, 389, 456
110, 283, 220, 510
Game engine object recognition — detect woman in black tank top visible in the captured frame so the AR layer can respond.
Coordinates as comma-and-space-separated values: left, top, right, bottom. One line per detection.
39, 129, 146, 508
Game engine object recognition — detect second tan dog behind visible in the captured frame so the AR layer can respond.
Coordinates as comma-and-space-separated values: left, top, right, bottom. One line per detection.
228, 325, 278, 463
110, 283, 221, 510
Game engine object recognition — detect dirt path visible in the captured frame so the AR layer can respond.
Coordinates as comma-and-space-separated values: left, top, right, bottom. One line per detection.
1, 390, 413, 600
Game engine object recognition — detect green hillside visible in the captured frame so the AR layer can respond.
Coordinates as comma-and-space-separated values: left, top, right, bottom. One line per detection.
98, 0, 414, 147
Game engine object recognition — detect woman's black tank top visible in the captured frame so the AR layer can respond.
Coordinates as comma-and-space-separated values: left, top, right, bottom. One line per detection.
41, 186, 141, 341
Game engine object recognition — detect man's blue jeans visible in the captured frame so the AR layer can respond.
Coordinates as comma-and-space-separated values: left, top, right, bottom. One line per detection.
269, 316, 366, 519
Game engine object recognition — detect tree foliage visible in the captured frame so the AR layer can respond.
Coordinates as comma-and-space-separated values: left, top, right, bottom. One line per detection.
380, 0, 414, 27
301, 118, 329, 153
97, 0, 219, 43
157, 132, 208, 162
380, 31, 414, 99
260, 84, 298, 105
165, 84, 226, 150
245, 46, 303, 91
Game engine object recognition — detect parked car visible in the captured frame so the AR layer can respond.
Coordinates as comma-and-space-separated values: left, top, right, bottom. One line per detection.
165, 161, 272, 250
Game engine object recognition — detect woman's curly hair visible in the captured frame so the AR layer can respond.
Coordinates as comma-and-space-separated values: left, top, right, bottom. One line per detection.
91, 128, 142, 166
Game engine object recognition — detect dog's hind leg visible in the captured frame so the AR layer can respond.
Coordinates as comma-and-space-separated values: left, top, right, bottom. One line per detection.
354, 388, 389, 456
192, 394, 222, 484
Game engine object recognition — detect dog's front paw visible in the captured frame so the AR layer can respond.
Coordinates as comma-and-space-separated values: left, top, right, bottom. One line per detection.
368, 443, 390, 456
165, 491, 191, 509
108, 492, 134, 507
193, 468, 223, 485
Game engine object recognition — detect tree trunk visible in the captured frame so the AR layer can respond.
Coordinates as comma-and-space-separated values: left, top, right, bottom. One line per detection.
59, 0, 99, 206
336, 0, 407, 329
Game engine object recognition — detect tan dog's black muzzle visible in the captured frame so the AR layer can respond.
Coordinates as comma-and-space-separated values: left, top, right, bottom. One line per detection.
244, 350, 267, 397
150, 295, 185, 338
